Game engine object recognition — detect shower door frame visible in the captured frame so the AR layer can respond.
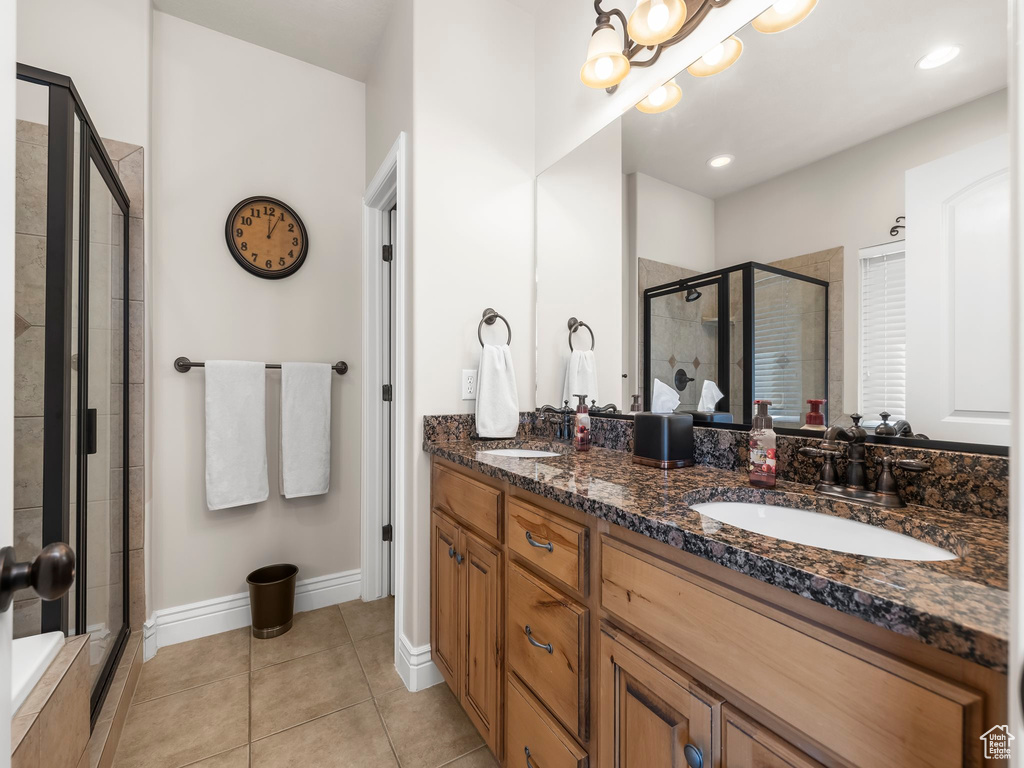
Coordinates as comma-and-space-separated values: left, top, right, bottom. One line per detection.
642, 261, 830, 424
16, 64, 132, 726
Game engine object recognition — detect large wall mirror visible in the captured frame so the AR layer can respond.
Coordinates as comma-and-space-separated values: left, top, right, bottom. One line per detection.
535, 0, 1010, 449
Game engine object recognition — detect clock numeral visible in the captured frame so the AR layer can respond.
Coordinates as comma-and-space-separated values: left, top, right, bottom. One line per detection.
252, 255, 258, 262
288, 223, 295, 232
240, 216, 252, 226
288, 250, 295, 258
235, 228, 243, 237
250, 208, 262, 218
292, 237, 299, 246
263, 206, 276, 216
265, 260, 272, 269
278, 258, 286, 267
240, 242, 247, 251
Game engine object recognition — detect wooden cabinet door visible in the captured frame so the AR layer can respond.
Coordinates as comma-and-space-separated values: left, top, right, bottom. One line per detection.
431, 512, 462, 695
599, 627, 720, 768
722, 706, 825, 768
460, 528, 502, 756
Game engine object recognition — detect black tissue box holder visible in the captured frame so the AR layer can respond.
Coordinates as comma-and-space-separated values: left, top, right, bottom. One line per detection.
633, 412, 695, 469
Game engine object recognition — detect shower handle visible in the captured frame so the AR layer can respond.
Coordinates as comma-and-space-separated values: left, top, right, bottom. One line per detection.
0, 542, 76, 612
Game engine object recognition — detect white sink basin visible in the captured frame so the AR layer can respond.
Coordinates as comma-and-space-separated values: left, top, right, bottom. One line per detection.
481, 448, 561, 458
690, 502, 957, 561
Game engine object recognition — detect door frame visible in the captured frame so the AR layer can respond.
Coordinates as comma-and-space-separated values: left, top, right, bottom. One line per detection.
360, 135, 408, 606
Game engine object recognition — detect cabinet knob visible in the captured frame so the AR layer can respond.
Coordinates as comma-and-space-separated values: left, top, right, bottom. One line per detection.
0, 542, 76, 612
448, 546, 455, 559
683, 743, 703, 768
455, 552, 464, 565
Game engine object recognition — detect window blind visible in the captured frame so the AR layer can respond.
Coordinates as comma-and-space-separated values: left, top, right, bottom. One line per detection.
860, 248, 906, 423
753, 274, 802, 424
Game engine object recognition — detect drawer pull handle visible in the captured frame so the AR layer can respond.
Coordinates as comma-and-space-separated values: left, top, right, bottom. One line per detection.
448, 546, 455, 559
524, 625, 553, 654
683, 743, 703, 768
525, 531, 553, 552
524, 746, 536, 767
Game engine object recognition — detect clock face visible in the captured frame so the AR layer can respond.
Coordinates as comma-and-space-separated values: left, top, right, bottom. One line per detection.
225, 196, 308, 279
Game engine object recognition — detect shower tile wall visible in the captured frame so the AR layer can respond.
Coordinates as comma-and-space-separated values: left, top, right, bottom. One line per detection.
12, 120, 146, 640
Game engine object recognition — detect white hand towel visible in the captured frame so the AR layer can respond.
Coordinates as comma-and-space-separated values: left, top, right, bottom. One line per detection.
205, 361, 269, 511
562, 349, 599, 406
475, 344, 520, 438
280, 363, 332, 499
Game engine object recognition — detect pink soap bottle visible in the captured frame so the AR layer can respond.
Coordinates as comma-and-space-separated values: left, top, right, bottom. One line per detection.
748, 400, 777, 488
573, 394, 591, 452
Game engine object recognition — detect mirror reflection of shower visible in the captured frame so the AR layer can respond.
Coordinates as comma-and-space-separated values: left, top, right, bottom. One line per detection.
684, 286, 702, 303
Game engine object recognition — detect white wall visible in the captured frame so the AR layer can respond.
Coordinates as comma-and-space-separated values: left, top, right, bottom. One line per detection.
365, 0, 412, 184
630, 172, 715, 272
150, 13, 365, 611
714, 89, 1008, 416
534, 0, 772, 173
536, 120, 623, 408
406, 0, 536, 648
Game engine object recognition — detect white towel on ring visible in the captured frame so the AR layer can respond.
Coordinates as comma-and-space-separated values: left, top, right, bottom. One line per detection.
280, 362, 332, 498
475, 344, 519, 438
205, 360, 269, 510
562, 349, 598, 407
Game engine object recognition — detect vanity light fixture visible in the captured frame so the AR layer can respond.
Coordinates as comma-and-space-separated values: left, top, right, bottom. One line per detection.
581, 18, 633, 88
628, 0, 688, 46
636, 78, 683, 113
751, 0, 818, 34
707, 154, 734, 168
916, 45, 960, 70
687, 35, 743, 77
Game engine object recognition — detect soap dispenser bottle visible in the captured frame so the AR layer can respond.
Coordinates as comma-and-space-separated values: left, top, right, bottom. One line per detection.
573, 394, 591, 452
748, 400, 777, 488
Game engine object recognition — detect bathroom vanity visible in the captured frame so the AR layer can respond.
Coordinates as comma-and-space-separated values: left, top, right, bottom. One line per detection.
426, 430, 1007, 768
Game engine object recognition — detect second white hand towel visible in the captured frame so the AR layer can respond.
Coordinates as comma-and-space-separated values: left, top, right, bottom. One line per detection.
205, 360, 269, 511
280, 362, 332, 498
476, 343, 519, 438
562, 349, 599, 406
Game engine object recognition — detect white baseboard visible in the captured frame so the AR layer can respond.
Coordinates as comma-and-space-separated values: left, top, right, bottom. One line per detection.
396, 633, 442, 692
144, 569, 360, 661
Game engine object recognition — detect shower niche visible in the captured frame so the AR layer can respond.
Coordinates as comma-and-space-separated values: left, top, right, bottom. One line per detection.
643, 262, 829, 426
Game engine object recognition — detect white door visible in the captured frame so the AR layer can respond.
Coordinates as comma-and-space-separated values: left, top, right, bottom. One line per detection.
905, 134, 1011, 445
1, 0, 17, 758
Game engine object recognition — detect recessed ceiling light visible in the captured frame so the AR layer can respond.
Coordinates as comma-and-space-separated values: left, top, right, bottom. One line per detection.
707, 154, 734, 168
917, 45, 960, 70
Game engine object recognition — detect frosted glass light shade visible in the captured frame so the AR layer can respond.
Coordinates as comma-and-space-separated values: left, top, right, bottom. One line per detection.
752, 0, 818, 34
581, 25, 630, 88
628, 0, 687, 46
636, 78, 682, 114
687, 36, 743, 77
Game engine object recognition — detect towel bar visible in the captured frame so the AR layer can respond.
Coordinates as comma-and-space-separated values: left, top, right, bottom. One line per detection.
174, 357, 349, 375
568, 317, 595, 351
478, 308, 512, 347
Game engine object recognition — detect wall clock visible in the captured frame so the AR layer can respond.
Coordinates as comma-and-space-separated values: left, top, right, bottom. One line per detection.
225, 196, 309, 279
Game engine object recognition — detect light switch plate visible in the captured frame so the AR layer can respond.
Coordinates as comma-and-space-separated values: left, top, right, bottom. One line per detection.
461, 369, 477, 400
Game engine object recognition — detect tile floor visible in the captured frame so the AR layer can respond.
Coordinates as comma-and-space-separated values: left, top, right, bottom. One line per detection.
111, 598, 496, 768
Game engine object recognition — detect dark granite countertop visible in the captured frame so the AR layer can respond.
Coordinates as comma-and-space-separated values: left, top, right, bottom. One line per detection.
423, 437, 1009, 672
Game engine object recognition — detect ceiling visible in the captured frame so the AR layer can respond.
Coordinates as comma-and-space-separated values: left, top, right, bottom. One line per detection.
621, 0, 1008, 199
153, 0, 397, 82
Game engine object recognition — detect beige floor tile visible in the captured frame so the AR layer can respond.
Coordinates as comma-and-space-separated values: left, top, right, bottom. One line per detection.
135, 628, 249, 703
184, 745, 249, 767
377, 684, 483, 768
251, 701, 397, 768
338, 596, 394, 642
251, 606, 351, 670
354, 632, 404, 697
250, 644, 370, 740
441, 747, 499, 767
112, 675, 248, 768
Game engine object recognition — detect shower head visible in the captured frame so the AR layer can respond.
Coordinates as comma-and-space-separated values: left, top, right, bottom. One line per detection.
685, 287, 702, 303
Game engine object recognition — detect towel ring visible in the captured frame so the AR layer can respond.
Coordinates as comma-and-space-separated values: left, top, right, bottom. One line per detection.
567, 317, 595, 352
478, 308, 512, 347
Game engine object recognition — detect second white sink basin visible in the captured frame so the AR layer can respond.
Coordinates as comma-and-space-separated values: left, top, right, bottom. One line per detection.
481, 448, 561, 458
690, 502, 957, 561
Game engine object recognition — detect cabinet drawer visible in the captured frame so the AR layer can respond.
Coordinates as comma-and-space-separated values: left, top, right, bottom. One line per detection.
600, 538, 982, 768
507, 498, 587, 594
507, 674, 587, 768
508, 563, 589, 739
723, 706, 824, 768
432, 463, 501, 541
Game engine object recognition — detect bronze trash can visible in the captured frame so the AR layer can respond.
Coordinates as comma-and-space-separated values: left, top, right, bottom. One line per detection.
246, 564, 298, 639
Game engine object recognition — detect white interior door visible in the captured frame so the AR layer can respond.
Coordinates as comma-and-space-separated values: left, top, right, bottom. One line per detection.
905, 134, 1011, 445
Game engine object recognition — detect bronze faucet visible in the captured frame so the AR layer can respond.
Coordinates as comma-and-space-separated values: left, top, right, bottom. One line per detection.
538, 402, 575, 440
800, 414, 929, 508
